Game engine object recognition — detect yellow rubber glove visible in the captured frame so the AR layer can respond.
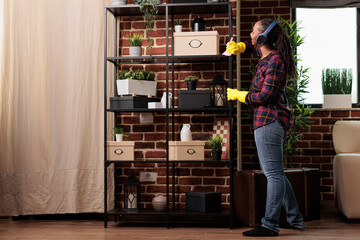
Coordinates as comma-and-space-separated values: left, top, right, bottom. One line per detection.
226, 41, 246, 55
227, 88, 249, 103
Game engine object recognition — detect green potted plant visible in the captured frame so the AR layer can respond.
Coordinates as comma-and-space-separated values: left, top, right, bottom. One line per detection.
135, 0, 161, 55
322, 68, 352, 108
277, 17, 315, 168
175, 19, 182, 33
117, 67, 157, 96
206, 135, 223, 161
184, 75, 199, 90
125, 33, 143, 57
111, 127, 129, 141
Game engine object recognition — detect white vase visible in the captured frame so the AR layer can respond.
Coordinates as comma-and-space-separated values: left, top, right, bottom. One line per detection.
129, 46, 142, 56
174, 25, 182, 33
180, 124, 192, 141
115, 134, 123, 141
161, 92, 172, 108
152, 195, 166, 211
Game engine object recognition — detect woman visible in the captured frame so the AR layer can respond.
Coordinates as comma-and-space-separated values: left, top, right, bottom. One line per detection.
226, 19, 305, 237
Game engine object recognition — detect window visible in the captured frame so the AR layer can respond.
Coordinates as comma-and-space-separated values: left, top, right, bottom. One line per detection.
295, 8, 358, 106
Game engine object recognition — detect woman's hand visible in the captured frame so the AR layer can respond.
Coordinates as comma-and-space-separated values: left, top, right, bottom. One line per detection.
227, 88, 249, 103
226, 41, 246, 55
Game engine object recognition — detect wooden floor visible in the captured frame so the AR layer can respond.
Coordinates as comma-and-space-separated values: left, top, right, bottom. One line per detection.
1, 201, 359, 240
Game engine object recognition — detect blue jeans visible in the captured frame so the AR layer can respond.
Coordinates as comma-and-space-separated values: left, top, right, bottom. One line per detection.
254, 120, 305, 232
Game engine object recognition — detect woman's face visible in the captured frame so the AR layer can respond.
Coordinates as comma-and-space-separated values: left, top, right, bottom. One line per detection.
250, 21, 263, 46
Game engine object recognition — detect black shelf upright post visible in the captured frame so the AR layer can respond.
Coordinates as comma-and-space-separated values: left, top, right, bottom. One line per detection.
104, 6, 108, 229
228, 2, 234, 230
165, 4, 170, 230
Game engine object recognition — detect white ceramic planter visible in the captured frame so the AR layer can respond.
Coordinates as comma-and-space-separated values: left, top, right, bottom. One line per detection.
174, 25, 182, 33
112, 0, 127, 5
323, 94, 352, 108
115, 134, 123, 142
116, 79, 157, 96
129, 46, 142, 57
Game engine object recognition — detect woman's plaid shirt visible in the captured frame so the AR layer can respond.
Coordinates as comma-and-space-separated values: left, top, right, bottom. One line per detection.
243, 40, 292, 132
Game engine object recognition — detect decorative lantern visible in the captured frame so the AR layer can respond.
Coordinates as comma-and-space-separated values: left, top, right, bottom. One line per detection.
123, 173, 141, 211
209, 75, 228, 106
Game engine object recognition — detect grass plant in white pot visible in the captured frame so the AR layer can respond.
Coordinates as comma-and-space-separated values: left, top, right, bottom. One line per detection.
126, 33, 143, 57
322, 68, 352, 108
117, 68, 157, 96
174, 19, 182, 32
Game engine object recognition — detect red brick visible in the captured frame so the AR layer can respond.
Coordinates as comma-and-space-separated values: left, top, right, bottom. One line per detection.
203, 177, 226, 185
311, 111, 330, 118
351, 110, 360, 117
133, 125, 155, 132
273, 7, 291, 14
322, 178, 334, 186
192, 169, 214, 176
310, 141, 331, 148
145, 151, 166, 158
215, 168, 230, 176
147, 185, 167, 193
216, 186, 230, 194
134, 142, 155, 149
310, 126, 330, 132
302, 133, 321, 140
128, 133, 143, 141
179, 177, 201, 185
331, 110, 350, 117
312, 156, 332, 163
193, 186, 215, 192
321, 118, 341, 125
155, 38, 172, 45
321, 164, 333, 171
242, 1, 259, 8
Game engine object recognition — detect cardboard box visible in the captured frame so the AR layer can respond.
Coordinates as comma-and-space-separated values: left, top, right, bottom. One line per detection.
186, 191, 221, 213
169, 141, 205, 161
107, 141, 135, 161
174, 31, 219, 56
178, 90, 211, 109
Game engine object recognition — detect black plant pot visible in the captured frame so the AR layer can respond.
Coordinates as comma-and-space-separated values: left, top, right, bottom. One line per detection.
212, 150, 222, 161
186, 81, 197, 90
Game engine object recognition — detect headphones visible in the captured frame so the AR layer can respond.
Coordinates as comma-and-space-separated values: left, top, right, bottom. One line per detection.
256, 20, 278, 46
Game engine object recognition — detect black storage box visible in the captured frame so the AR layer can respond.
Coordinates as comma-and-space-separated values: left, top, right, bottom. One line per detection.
178, 90, 210, 109
110, 96, 160, 109
186, 191, 221, 213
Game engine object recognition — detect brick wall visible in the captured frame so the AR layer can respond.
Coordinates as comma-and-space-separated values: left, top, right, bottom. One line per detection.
115, 0, 342, 209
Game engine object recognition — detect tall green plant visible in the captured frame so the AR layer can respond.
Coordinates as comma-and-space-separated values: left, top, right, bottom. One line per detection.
277, 17, 314, 167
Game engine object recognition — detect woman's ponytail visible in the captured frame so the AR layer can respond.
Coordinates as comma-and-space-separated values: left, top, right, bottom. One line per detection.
260, 19, 296, 78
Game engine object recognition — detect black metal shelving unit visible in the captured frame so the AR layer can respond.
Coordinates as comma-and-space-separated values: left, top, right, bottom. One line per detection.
104, 2, 234, 229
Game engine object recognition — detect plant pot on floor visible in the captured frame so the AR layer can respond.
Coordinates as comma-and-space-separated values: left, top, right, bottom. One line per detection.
186, 81, 197, 90
212, 150, 222, 161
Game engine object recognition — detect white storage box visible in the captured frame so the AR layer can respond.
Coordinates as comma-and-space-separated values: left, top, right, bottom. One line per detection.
107, 141, 135, 161
116, 79, 157, 96
169, 141, 205, 161
173, 31, 219, 56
